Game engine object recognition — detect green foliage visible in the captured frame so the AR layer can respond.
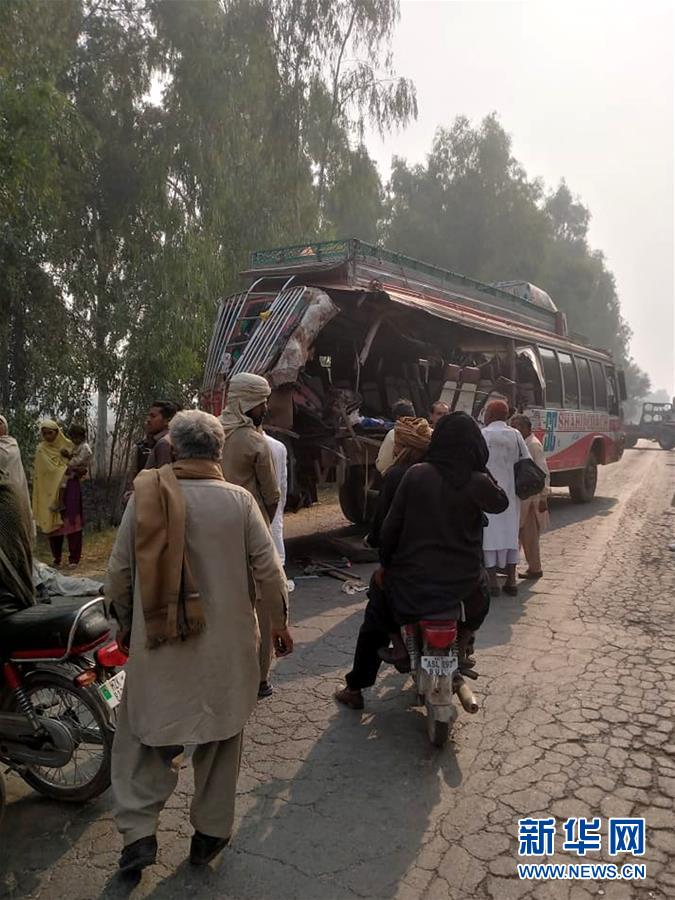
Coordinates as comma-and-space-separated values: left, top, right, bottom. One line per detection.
0, 2, 648, 492
385, 114, 650, 397
0, 0, 405, 481
0, 0, 89, 451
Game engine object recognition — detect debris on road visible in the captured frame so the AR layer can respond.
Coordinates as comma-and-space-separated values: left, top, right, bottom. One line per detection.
341, 580, 367, 594
303, 559, 366, 591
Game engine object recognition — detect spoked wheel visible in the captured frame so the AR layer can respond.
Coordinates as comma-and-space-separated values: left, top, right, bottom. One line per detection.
15, 672, 112, 802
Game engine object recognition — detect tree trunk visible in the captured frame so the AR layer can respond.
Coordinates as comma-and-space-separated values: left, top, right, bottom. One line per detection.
95, 381, 108, 477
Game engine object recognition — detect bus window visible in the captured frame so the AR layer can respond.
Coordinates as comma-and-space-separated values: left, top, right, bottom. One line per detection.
605, 366, 619, 416
539, 348, 562, 408
558, 352, 579, 408
590, 360, 608, 409
576, 356, 594, 409
516, 350, 544, 408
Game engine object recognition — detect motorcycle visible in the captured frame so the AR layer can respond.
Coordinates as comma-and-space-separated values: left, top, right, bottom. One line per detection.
402, 617, 479, 748
0, 596, 125, 808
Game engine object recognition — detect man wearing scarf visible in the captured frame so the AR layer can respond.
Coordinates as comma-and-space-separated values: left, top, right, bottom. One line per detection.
107, 411, 291, 874
0, 415, 33, 537
220, 373, 280, 524
0, 474, 35, 620
220, 373, 281, 697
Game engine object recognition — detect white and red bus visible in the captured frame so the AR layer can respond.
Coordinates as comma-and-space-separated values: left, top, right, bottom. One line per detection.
202, 239, 626, 519
513, 343, 624, 502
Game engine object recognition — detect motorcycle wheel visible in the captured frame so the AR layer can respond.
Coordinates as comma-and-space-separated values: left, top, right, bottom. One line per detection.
426, 700, 451, 747
13, 670, 113, 802
428, 716, 449, 748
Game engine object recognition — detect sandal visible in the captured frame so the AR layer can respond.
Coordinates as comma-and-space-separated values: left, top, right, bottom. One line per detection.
518, 570, 543, 580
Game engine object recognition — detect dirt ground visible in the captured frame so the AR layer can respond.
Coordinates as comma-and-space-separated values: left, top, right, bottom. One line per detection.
35, 485, 351, 581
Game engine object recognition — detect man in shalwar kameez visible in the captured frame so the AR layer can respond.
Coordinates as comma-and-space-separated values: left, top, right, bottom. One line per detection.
107, 410, 291, 874
220, 373, 281, 698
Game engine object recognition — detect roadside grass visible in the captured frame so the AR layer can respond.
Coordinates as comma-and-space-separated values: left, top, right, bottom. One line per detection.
32, 484, 344, 582
35, 527, 118, 581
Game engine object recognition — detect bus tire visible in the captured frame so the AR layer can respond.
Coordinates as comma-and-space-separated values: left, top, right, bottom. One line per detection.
624, 433, 638, 449
658, 433, 675, 451
569, 453, 598, 504
339, 465, 376, 525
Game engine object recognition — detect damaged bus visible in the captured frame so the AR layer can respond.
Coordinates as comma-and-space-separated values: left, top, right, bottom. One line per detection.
201, 239, 626, 522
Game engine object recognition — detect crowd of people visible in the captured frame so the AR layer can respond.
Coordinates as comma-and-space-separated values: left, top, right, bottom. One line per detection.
0, 383, 550, 875
337, 395, 550, 710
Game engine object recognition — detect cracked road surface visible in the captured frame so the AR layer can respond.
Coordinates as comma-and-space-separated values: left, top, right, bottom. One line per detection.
1, 445, 674, 900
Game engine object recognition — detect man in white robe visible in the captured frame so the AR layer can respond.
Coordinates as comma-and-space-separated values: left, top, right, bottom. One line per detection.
481, 400, 531, 596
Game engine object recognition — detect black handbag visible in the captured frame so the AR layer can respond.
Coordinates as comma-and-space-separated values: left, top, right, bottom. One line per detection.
514, 442, 546, 500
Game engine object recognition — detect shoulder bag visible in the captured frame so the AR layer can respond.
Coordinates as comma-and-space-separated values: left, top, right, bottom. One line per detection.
513, 438, 546, 500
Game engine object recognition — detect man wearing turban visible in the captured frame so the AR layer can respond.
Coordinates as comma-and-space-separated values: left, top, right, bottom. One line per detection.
220, 373, 282, 698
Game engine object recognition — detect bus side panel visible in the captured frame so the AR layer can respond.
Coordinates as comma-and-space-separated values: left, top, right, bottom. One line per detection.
524, 407, 623, 471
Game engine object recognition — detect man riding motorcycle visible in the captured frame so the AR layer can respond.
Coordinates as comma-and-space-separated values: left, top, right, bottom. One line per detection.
336, 412, 508, 711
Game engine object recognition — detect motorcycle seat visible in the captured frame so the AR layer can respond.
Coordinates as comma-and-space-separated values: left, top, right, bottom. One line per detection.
0, 597, 110, 659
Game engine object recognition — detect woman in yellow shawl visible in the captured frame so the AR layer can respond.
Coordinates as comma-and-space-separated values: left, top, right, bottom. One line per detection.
32, 420, 84, 568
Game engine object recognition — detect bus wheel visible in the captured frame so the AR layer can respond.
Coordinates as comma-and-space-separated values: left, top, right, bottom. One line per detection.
569, 453, 598, 504
339, 465, 376, 524
624, 433, 638, 449
658, 433, 675, 451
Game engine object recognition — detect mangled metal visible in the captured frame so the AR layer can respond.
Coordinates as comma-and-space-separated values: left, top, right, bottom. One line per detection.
202, 239, 622, 521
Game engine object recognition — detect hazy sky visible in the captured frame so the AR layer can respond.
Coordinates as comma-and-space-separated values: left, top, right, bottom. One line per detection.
368, 0, 674, 393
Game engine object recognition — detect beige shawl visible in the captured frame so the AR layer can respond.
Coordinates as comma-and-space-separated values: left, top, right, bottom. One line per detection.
134, 460, 224, 649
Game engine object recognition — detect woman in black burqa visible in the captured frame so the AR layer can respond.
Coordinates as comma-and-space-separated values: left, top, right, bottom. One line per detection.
336, 412, 508, 711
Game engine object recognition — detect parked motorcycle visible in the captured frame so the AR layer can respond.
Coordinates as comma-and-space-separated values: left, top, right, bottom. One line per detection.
402, 617, 479, 748
0, 596, 124, 805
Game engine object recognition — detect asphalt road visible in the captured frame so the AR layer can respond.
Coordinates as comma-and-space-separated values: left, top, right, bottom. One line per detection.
1, 443, 674, 900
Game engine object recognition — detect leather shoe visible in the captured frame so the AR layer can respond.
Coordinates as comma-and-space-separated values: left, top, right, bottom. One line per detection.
119, 836, 157, 874
335, 686, 364, 710
190, 831, 230, 866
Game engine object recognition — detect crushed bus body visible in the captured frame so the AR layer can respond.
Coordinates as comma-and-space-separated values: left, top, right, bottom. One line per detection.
201, 239, 627, 521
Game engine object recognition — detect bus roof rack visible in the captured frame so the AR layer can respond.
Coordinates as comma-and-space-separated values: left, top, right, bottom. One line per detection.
245, 237, 566, 337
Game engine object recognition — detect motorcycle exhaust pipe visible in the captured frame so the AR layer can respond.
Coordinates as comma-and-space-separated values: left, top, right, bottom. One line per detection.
456, 681, 479, 714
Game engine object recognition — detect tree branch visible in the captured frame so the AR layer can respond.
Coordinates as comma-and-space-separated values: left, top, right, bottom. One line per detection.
317, 2, 358, 212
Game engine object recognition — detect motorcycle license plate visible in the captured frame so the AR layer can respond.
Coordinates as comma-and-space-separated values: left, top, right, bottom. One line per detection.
99, 670, 126, 710
421, 654, 458, 677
